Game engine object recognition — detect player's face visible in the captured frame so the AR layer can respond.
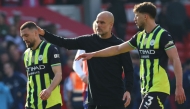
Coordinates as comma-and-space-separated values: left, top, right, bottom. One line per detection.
134, 12, 146, 29
20, 28, 36, 48
95, 16, 112, 36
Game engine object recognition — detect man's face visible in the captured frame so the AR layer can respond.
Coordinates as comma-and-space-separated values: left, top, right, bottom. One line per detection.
3, 63, 13, 76
20, 28, 36, 48
95, 15, 112, 36
134, 12, 146, 30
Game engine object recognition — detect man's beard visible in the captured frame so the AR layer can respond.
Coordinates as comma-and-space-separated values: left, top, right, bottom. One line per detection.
97, 31, 107, 37
137, 23, 144, 31
26, 42, 34, 48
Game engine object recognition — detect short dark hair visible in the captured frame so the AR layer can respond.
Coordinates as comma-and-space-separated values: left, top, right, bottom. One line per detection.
133, 2, 157, 19
20, 21, 37, 30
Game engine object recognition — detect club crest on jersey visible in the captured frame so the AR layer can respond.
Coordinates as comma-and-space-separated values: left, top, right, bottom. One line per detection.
38, 55, 43, 61
150, 40, 155, 46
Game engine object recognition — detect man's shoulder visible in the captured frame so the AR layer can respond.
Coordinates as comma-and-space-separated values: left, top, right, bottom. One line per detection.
112, 34, 125, 44
46, 43, 59, 52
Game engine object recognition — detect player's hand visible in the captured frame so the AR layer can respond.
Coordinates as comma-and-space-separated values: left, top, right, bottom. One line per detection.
37, 26, 45, 36
75, 53, 94, 61
175, 86, 186, 104
40, 89, 52, 100
82, 75, 88, 84
122, 91, 131, 107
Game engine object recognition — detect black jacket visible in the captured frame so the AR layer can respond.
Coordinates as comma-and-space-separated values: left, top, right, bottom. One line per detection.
43, 31, 134, 106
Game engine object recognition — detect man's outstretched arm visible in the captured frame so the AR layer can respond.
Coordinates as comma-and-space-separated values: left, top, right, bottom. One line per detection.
37, 26, 85, 50
76, 41, 134, 60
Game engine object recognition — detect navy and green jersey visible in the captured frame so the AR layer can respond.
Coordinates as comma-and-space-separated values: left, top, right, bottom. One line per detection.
23, 41, 62, 109
128, 25, 175, 95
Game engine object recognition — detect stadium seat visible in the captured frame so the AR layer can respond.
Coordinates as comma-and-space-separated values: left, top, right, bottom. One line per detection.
178, 50, 186, 63
126, 22, 137, 35
185, 51, 190, 59
175, 42, 184, 51
183, 33, 190, 44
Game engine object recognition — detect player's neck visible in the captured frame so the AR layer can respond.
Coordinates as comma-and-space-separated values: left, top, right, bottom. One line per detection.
144, 21, 157, 33
31, 39, 42, 50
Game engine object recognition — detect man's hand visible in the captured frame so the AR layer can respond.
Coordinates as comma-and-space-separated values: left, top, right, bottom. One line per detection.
75, 53, 94, 61
40, 88, 52, 100
37, 26, 45, 36
82, 75, 88, 84
122, 91, 131, 107
175, 86, 186, 104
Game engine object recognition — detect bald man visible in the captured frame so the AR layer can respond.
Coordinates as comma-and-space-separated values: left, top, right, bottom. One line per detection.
37, 11, 134, 109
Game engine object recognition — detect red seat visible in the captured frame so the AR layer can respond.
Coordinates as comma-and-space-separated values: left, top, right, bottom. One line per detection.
175, 42, 184, 51
184, 43, 190, 51
177, 50, 185, 63
178, 50, 185, 58
183, 34, 190, 44
126, 22, 137, 35
185, 51, 190, 59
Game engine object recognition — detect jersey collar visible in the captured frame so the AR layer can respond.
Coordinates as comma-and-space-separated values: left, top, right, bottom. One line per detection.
31, 40, 44, 51
145, 25, 160, 34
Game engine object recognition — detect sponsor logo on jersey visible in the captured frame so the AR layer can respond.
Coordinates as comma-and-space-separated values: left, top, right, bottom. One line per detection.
139, 50, 155, 54
54, 54, 60, 58
27, 65, 45, 75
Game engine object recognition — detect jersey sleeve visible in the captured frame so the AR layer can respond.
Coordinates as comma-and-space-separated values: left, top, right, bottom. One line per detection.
48, 45, 61, 67
128, 33, 138, 48
160, 31, 175, 50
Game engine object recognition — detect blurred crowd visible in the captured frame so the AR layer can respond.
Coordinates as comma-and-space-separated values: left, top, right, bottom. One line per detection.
0, 0, 190, 109
1, 0, 190, 7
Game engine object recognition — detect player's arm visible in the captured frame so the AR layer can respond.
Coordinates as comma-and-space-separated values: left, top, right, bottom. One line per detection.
48, 65, 62, 91
75, 34, 138, 60
94, 41, 134, 57
37, 26, 87, 50
166, 47, 186, 103
40, 46, 62, 100
75, 41, 134, 61
48, 46, 62, 91
161, 32, 186, 104
73, 50, 88, 83
91, 33, 138, 58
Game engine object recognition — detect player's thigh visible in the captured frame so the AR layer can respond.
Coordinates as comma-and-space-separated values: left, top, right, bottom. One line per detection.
139, 92, 168, 109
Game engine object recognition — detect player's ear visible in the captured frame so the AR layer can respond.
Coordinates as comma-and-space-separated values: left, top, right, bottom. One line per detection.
110, 22, 113, 30
145, 14, 150, 20
34, 28, 38, 36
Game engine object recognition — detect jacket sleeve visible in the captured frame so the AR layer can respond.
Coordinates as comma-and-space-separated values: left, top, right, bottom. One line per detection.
120, 52, 134, 93
43, 30, 89, 50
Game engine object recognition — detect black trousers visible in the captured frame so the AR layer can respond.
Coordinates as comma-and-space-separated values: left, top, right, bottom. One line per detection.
26, 103, 61, 109
88, 104, 127, 109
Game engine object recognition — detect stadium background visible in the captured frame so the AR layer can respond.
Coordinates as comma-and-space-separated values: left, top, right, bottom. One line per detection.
0, 0, 190, 109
